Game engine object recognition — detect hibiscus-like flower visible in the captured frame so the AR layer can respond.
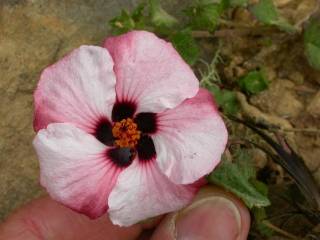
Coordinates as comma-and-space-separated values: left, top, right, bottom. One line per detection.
33, 31, 228, 226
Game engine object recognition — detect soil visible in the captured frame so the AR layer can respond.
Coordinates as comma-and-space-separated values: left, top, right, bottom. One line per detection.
218, 2, 320, 180
214, 1, 320, 238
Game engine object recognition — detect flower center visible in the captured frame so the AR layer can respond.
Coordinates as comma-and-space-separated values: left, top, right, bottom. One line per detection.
112, 118, 141, 148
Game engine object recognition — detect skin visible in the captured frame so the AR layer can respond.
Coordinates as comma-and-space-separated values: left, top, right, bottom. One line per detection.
0, 186, 250, 240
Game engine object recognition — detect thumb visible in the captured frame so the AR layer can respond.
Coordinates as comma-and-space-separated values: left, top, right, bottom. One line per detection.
151, 186, 251, 240
0, 196, 144, 240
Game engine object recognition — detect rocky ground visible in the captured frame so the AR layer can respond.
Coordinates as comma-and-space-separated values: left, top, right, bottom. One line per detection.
220, 1, 320, 182
212, 2, 320, 237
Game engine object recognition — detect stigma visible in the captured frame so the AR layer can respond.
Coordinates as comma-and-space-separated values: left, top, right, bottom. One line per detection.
112, 118, 141, 148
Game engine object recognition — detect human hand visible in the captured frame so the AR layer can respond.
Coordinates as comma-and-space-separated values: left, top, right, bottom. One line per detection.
0, 186, 250, 240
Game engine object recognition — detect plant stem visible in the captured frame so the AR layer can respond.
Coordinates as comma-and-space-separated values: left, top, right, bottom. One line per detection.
262, 220, 300, 240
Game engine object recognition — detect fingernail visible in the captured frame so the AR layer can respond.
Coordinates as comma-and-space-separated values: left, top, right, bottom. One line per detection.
175, 196, 241, 240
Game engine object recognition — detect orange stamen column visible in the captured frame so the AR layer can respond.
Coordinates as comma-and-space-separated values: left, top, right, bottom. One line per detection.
112, 118, 141, 148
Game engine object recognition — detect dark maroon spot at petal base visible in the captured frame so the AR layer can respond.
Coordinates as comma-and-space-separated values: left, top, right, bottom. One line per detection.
137, 135, 156, 161
95, 118, 114, 146
112, 101, 137, 122
135, 112, 157, 134
108, 147, 134, 167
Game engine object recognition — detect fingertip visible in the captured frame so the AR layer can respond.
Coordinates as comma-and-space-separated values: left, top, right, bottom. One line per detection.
151, 186, 251, 240
0, 196, 143, 240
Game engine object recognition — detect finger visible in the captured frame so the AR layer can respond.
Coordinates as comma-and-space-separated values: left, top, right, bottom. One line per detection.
151, 186, 251, 240
0, 196, 156, 240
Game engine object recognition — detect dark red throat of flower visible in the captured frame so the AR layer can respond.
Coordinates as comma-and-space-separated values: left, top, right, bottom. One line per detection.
94, 103, 157, 167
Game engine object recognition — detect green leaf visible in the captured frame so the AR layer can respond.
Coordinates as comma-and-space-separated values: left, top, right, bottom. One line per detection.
238, 70, 268, 94
109, 4, 146, 35
253, 207, 274, 237
237, 151, 256, 178
185, 1, 224, 32
304, 19, 320, 46
218, 90, 239, 115
251, 179, 269, 196
272, 18, 296, 33
131, 3, 145, 22
149, 0, 178, 29
208, 150, 271, 208
212, 0, 243, 9
304, 20, 320, 70
169, 30, 199, 65
251, 0, 277, 23
109, 10, 136, 34
204, 84, 239, 115
250, 0, 296, 33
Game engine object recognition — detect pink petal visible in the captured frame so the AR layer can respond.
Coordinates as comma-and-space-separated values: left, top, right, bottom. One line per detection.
33, 123, 122, 219
34, 46, 116, 133
103, 31, 199, 113
152, 88, 228, 184
108, 160, 199, 226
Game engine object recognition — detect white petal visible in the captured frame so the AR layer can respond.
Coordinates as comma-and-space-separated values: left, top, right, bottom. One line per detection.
153, 89, 228, 184
103, 31, 199, 113
34, 46, 116, 133
108, 160, 198, 226
33, 123, 122, 218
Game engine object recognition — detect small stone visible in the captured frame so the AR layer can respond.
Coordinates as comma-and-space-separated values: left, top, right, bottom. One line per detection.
232, 55, 244, 65
250, 79, 303, 119
224, 66, 234, 80
307, 91, 320, 118
250, 149, 268, 169
264, 66, 277, 82
274, 91, 304, 118
233, 8, 254, 24
295, 133, 320, 172
289, 71, 304, 85
314, 170, 320, 187
274, 0, 293, 7
269, 161, 285, 185
234, 66, 246, 78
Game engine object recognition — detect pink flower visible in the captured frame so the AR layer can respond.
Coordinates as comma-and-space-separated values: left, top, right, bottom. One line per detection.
32, 31, 228, 226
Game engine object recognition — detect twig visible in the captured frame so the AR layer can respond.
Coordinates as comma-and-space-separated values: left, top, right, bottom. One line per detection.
214, 28, 273, 38
199, 43, 222, 86
262, 221, 300, 240
192, 26, 277, 38
294, 85, 318, 94
192, 30, 212, 38
267, 211, 301, 221
281, 128, 320, 134
243, 44, 279, 69
267, 127, 320, 135
219, 19, 252, 28
294, 0, 320, 29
